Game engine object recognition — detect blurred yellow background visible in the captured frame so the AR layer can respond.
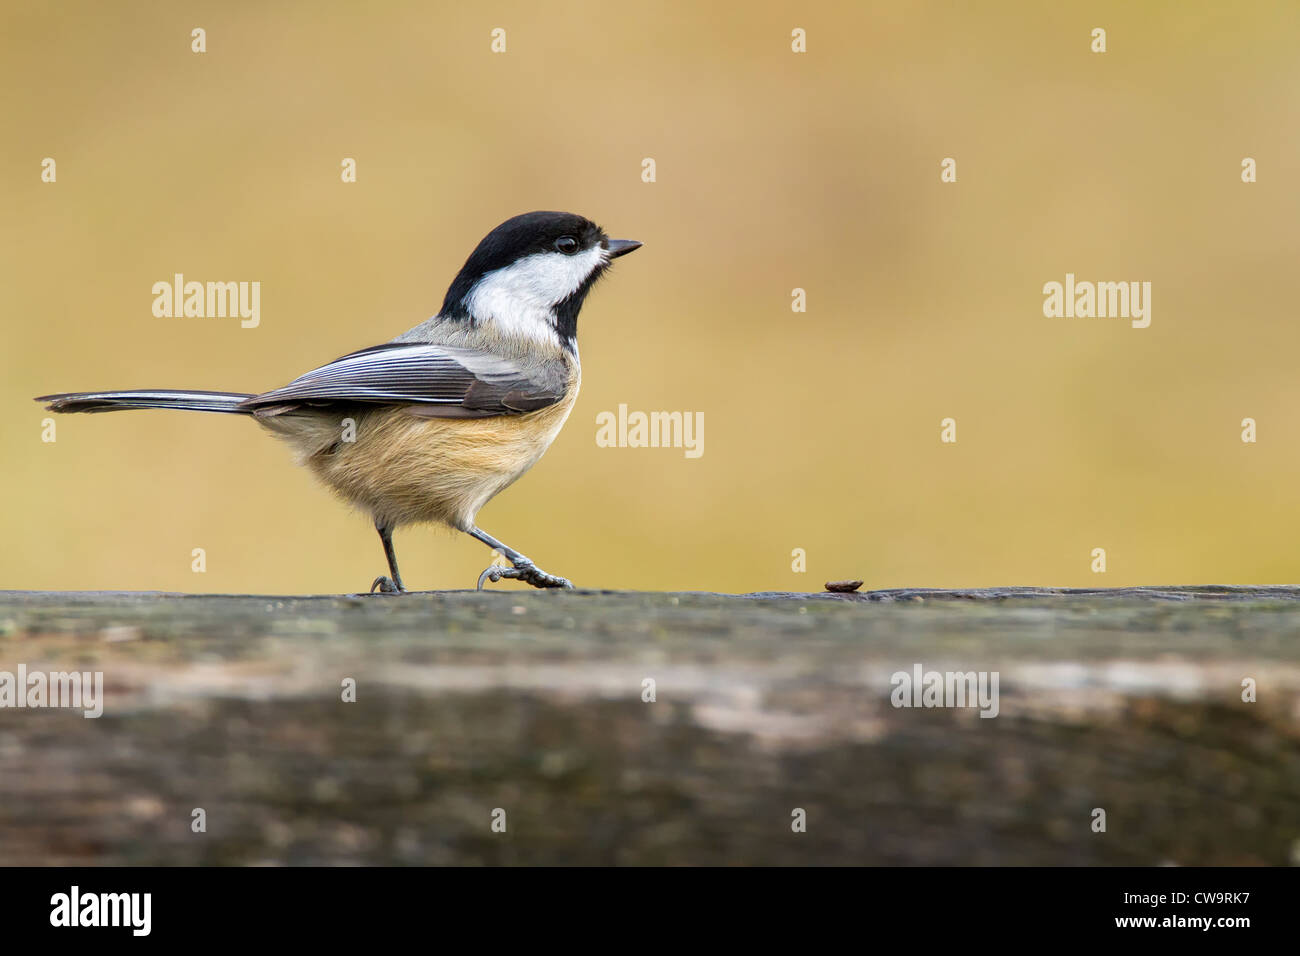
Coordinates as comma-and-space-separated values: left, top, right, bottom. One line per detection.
4, 0, 1300, 594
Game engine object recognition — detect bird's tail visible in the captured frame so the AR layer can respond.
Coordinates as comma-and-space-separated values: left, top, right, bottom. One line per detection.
36, 389, 255, 414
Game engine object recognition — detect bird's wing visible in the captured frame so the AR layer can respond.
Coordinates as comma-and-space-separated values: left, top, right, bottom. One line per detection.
240, 343, 564, 418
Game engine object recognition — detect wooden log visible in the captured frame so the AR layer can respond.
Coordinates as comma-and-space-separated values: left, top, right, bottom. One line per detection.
0, 586, 1296, 865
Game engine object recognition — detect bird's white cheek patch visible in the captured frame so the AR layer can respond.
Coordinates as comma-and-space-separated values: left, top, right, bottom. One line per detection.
464, 248, 605, 346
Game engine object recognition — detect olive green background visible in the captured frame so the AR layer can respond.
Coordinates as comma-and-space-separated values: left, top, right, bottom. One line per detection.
3, 1, 1299, 593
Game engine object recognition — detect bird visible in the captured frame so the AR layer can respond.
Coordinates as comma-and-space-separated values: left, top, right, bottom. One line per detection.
37, 210, 642, 592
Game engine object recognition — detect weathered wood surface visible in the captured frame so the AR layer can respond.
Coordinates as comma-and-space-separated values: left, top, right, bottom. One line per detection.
0, 586, 1297, 865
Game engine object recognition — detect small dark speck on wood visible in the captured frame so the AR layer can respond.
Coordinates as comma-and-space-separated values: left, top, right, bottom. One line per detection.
824, 579, 863, 592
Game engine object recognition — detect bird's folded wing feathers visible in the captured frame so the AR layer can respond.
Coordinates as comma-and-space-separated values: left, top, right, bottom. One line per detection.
239, 343, 564, 418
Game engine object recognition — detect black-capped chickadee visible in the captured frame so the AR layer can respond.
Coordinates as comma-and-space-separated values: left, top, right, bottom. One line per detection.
38, 211, 642, 591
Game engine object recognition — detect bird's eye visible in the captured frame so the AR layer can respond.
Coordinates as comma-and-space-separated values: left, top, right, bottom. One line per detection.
554, 236, 580, 255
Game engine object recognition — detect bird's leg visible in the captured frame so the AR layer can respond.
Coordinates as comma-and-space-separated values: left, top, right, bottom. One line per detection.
469, 527, 573, 590
370, 521, 407, 594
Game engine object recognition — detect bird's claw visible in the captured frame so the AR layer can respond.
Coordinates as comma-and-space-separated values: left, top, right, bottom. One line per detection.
370, 576, 405, 594
476, 561, 573, 591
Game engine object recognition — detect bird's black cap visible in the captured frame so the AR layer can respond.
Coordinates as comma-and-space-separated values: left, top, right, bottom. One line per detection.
441, 211, 639, 318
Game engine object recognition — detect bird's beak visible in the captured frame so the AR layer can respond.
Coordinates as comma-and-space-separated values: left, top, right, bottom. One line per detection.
605, 239, 642, 259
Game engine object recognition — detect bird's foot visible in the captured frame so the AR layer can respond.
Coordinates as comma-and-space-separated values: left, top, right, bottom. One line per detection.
476, 559, 573, 591
370, 575, 406, 594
